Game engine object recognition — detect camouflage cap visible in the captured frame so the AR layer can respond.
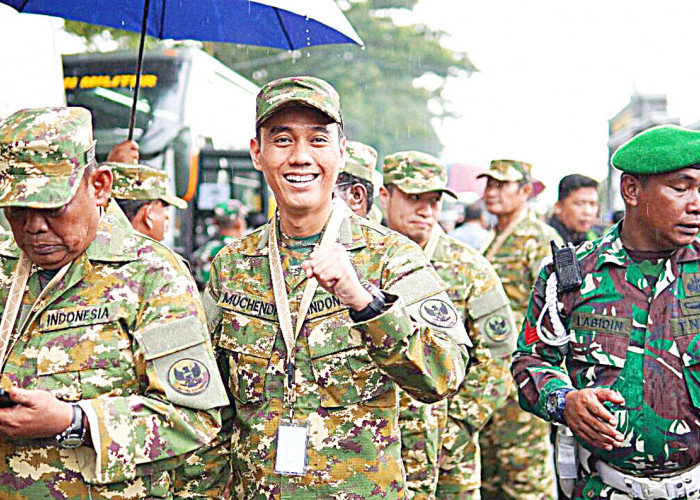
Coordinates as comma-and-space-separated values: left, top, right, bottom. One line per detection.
476, 159, 532, 183
382, 150, 457, 198
256, 76, 343, 128
341, 140, 377, 183
214, 199, 248, 222
0, 107, 96, 208
106, 162, 187, 209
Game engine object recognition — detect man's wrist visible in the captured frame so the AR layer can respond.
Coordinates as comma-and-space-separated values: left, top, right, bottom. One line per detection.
348, 288, 374, 311
546, 388, 574, 425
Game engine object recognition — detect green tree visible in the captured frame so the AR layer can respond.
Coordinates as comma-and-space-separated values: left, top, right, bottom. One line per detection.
65, 0, 475, 158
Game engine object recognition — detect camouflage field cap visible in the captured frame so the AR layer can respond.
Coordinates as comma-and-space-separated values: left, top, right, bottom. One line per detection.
477, 159, 533, 183
256, 76, 343, 128
106, 162, 187, 209
612, 125, 700, 174
214, 199, 248, 222
0, 107, 96, 208
341, 140, 377, 183
382, 150, 457, 198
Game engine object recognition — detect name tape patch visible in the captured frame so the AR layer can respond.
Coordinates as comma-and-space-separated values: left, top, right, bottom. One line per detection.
569, 312, 631, 337
40, 303, 118, 332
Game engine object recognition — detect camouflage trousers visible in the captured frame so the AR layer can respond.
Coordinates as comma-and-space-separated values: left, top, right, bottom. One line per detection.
436, 417, 480, 499
398, 389, 448, 499
480, 393, 555, 500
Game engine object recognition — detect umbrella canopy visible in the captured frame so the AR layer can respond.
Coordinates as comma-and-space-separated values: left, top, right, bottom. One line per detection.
1, 0, 364, 49
2, 0, 364, 137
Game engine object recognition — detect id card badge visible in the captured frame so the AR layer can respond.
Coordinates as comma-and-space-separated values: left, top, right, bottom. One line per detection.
274, 420, 309, 476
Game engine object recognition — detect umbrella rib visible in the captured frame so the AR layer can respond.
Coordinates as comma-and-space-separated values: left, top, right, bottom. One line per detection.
159, 0, 166, 39
273, 8, 294, 51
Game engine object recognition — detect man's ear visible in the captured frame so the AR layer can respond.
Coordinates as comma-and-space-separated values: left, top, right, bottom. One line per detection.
620, 174, 640, 208
347, 184, 366, 213
378, 185, 390, 211
519, 183, 533, 200
553, 200, 562, 216
90, 166, 113, 207
250, 137, 263, 173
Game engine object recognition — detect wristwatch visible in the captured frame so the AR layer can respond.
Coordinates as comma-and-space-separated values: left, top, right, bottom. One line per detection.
546, 388, 574, 425
349, 284, 386, 323
55, 403, 86, 449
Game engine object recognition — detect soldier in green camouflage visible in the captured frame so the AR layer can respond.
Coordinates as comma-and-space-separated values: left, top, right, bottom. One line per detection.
203, 76, 472, 499
478, 159, 561, 499
514, 125, 700, 500
379, 151, 517, 499
105, 162, 187, 242
333, 139, 377, 219
0, 107, 228, 499
191, 199, 248, 288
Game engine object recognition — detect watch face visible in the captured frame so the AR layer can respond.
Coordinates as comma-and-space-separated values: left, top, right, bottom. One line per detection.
59, 435, 84, 449
546, 393, 558, 414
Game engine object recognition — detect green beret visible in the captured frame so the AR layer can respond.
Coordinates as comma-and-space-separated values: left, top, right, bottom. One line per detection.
612, 125, 700, 174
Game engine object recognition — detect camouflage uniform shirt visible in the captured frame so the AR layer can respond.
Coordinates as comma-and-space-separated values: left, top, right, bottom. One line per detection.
0, 201, 227, 499
432, 228, 516, 495
513, 224, 700, 482
203, 210, 470, 499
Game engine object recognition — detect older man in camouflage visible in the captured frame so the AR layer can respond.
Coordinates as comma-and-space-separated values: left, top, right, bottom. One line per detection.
479, 159, 561, 499
333, 139, 377, 219
202, 76, 472, 499
105, 162, 187, 242
379, 151, 516, 499
513, 125, 700, 499
0, 107, 228, 499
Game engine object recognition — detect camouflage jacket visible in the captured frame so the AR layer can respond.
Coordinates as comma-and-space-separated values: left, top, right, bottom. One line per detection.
191, 235, 237, 286
0, 201, 228, 499
512, 223, 700, 475
432, 228, 516, 433
399, 228, 516, 498
203, 211, 471, 499
481, 209, 562, 325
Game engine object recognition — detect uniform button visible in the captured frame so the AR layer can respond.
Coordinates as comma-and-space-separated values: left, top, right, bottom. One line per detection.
587, 489, 595, 498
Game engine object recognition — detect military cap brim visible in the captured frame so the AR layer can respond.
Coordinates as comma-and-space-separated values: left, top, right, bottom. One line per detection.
0, 164, 88, 209
161, 193, 188, 209
393, 182, 458, 199
476, 170, 525, 183
611, 124, 700, 174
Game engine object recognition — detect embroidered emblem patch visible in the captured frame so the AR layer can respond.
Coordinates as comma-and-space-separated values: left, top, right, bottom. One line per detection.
168, 359, 210, 395
524, 321, 539, 345
684, 274, 700, 297
484, 314, 510, 342
419, 299, 458, 328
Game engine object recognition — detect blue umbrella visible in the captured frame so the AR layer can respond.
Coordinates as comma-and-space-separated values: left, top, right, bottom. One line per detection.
2, 0, 364, 137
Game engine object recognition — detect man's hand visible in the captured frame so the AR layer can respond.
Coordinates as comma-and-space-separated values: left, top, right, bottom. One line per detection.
301, 243, 372, 311
564, 388, 625, 451
0, 387, 73, 439
107, 140, 139, 164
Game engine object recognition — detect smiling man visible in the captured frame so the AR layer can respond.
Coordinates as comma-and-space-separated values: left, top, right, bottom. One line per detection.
512, 124, 700, 499
0, 107, 227, 499
202, 76, 472, 499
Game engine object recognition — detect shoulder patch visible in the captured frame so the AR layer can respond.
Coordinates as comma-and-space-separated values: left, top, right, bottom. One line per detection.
484, 314, 511, 342
684, 273, 700, 297
419, 298, 458, 328
168, 358, 210, 395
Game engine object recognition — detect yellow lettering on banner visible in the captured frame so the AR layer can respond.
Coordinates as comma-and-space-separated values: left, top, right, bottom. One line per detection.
66, 74, 159, 90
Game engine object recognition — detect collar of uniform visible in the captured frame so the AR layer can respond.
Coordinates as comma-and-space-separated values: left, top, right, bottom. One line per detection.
85, 199, 139, 262
0, 230, 19, 258
594, 222, 700, 270
250, 203, 365, 257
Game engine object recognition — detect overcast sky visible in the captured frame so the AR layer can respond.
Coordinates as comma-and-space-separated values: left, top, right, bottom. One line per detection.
410, 0, 700, 204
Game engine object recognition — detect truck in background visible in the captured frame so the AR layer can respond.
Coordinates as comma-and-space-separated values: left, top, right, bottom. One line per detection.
63, 47, 267, 257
